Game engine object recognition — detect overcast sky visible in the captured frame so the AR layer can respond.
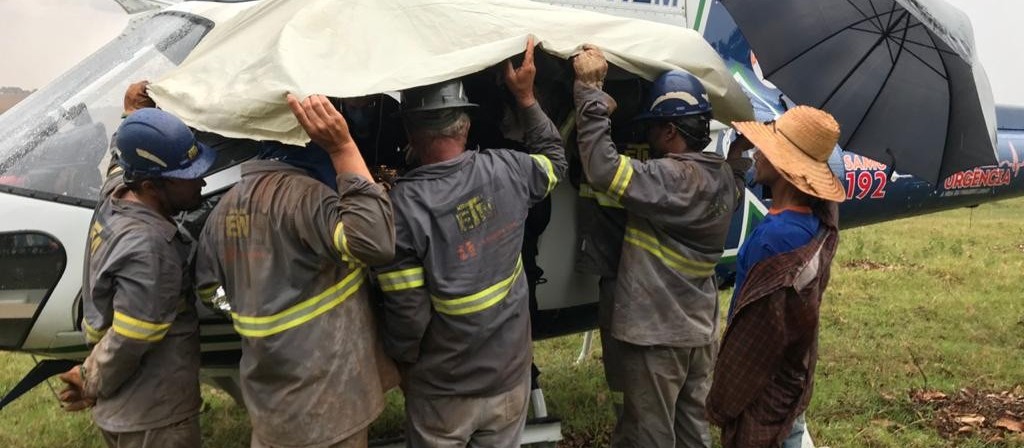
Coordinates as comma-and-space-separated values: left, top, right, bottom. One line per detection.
0, 0, 127, 89
0, 0, 1022, 104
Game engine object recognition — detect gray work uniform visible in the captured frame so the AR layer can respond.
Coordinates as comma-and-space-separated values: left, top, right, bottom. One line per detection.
574, 82, 749, 448
375, 103, 565, 448
195, 162, 396, 448
99, 414, 201, 448
575, 142, 649, 405
80, 183, 201, 446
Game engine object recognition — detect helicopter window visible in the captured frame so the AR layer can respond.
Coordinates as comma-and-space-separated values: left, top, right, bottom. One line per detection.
0, 13, 214, 203
0, 232, 66, 349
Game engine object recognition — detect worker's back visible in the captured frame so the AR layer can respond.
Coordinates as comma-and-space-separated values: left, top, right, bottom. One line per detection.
196, 160, 395, 447
383, 148, 550, 396
610, 151, 741, 348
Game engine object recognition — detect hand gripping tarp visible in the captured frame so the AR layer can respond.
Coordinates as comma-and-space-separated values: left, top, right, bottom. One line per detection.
149, 0, 754, 146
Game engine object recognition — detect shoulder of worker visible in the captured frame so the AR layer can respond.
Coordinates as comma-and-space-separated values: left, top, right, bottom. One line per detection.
238, 159, 342, 196
102, 196, 178, 244
101, 215, 182, 270
663, 151, 734, 180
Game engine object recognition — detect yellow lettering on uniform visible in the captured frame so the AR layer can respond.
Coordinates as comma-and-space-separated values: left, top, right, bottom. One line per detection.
625, 143, 650, 162
455, 196, 495, 233
89, 222, 104, 254
225, 210, 250, 238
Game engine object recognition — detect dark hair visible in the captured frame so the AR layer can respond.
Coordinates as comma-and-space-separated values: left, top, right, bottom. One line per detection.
124, 175, 164, 192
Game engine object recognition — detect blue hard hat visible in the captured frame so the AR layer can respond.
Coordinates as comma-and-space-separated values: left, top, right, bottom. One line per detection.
115, 108, 215, 181
634, 70, 712, 121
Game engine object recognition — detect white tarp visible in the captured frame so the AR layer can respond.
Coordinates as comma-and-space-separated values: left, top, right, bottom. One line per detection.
150, 0, 754, 146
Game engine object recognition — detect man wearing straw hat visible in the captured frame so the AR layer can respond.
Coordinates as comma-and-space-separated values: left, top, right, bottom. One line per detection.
706, 106, 844, 448
573, 46, 751, 447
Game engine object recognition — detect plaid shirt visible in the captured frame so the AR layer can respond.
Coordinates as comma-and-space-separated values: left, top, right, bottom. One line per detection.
707, 202, 839, 448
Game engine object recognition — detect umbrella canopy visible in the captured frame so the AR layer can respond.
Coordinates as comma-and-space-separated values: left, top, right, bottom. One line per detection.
149, 0, 754, 146
721, 0, 998, 185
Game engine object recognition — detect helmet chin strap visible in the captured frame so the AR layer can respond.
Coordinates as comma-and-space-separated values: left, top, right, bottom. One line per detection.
671, 123, 711, 150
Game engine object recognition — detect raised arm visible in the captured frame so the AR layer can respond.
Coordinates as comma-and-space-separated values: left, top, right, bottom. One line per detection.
505, 37, 567, 202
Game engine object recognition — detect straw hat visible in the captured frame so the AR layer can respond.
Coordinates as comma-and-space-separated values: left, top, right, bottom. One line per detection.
733, 106, 846, 202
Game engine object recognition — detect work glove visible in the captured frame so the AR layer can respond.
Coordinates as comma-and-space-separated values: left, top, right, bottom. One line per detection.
573, 44, 608, 90
123, 80, 156, 116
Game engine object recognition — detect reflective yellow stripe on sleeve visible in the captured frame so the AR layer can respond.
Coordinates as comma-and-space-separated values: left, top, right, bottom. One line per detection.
530, 154, 557, 195
378, 266, 425, 292
608, 155, 635, 202
624, 227, 716, 277
231, 268, 365, 338
333, 222, 361, 265
82, 319, 107, 344
579, 183, 623, 209
431, 257, 523, 316
112, 311, 172, 342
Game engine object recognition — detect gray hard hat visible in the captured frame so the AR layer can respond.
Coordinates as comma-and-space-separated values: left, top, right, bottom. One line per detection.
401, 79, 478, 114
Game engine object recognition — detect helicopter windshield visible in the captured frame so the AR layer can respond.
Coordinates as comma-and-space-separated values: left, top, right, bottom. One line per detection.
0, 13, 213, 202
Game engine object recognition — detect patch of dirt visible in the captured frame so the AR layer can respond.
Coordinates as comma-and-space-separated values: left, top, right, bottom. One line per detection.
841, 259, 919, 271
558, 429, 611, 448
911, 387, 1024, 444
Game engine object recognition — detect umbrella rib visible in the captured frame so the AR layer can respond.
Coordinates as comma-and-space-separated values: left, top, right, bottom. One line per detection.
820, 10, 911, 109
844, 0, 880, 32
883, 0, 899, 31
885, 36, 896, 64
888, 22, 958, 57
899, 38, 959, 56
890, 22, 925, 35
882, 0, 901, 62
764, 11, 896, 79
867, 0, 886, 32
842, 12, 913, 152
899, 45, 948, 80
849, 26, 879, 33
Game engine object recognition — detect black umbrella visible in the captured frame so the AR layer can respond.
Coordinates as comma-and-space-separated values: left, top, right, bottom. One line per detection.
721, 0, 998, 185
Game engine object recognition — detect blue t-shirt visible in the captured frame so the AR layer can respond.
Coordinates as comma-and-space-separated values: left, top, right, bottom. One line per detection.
728, 208, 821, 321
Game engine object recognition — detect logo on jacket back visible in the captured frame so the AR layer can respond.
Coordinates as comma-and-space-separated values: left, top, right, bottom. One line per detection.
225, 209, 251, 238
455, 196, 495, 234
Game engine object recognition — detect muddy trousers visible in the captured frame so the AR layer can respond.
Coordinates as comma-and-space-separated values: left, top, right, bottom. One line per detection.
404, 378, 530, 448
597, 277, 625, 418
251, 428, 368, 448
610, 342, 715, 448
101, 414, 200, 448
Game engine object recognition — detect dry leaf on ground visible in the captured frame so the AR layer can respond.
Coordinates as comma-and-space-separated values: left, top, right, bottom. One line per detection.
995, 416, 1024, 432
955, 414, 986, 425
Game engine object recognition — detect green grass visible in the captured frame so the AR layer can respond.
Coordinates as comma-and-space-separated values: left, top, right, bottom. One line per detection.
2, 199, 1023, 447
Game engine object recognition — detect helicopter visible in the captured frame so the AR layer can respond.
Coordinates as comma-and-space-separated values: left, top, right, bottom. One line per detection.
0, 1, 1019, 446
